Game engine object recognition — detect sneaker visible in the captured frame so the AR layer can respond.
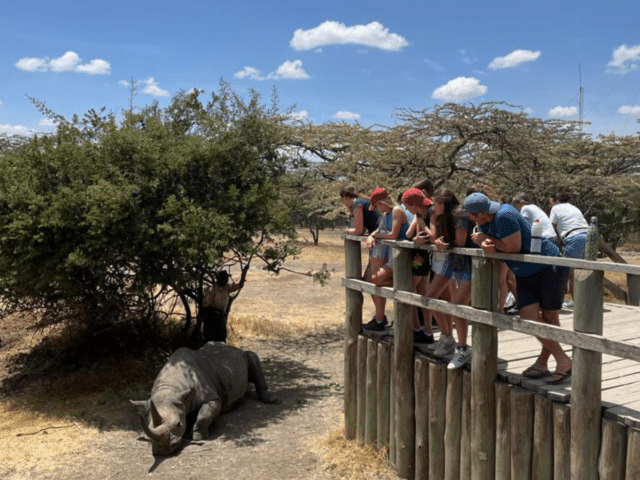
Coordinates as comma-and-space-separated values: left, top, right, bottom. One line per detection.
504, 292, 516, 309
504, 305, 519, 315
447, 345, 471, 370
413, 330, 434, 344
433, 334, 455, 357
362, 316, 388, 332
562, 300, 574, 309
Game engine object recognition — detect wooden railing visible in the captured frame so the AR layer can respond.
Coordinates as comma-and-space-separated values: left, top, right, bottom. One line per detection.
342, 235, 640, 480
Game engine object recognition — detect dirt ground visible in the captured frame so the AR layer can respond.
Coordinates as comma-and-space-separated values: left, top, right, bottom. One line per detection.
0, 230, 394, 480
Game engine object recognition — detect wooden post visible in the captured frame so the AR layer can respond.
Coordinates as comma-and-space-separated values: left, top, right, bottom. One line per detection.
429, 361, 447, 480
460, 370, 472, 480
344, 237, 363, 440
377, 341, 391, 452
445, 368, 464, 480
365, 338, 378, 445
390, 348, 396, 467
553, 403, 571, 480
495, 382, 512, 480
626, 428, 640, 479
510, 388, 534, 480
628, 274, 640, 306
571, 268, 603, 480
393, 245, 415, 479
532, 394, 553, 480
471, 257, 498, 479
357, 335, 367, 443
598, 418, 627, 480
415, 355, 430, 480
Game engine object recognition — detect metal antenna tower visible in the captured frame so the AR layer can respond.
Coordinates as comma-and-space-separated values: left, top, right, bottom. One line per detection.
579, 64, 584, 130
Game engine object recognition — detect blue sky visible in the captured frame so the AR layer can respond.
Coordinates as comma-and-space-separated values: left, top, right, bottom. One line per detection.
2, 1, 640, 138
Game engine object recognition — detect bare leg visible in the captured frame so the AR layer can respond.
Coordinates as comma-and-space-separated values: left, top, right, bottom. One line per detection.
520, 304, 572, 374
451, 279, 471, 346
426, 274, 453, 336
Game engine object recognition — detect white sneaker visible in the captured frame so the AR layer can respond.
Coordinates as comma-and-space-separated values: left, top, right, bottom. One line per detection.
433, 335, 455, 357
562, 300, 575, 309
448, 346, 471, 370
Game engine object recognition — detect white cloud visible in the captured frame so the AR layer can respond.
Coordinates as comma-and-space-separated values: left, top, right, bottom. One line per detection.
38, 117, 58, 127
268, 60, 310, 80
15, 57, 49, 72
235, 66, 265, 80
431, 76, 487, 102
235, 60, 310, 81
287, 110, 309, 121
290, 20, 409, 52
76, 59, 111, 75
549, 106, 577, 117
50, 51, 81, 72
618, 105, 640, 115
0, 123, 34, 136
15, 51, 111, 75
607, 44, 640, 74
488, 49, 541, 69
141, 77, 170, 97
334, 111, 360, 121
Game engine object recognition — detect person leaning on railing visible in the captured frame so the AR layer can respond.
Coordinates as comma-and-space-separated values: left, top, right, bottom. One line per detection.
463, 192, 573, 385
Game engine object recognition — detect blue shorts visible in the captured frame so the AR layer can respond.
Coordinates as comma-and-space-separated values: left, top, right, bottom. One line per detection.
563, 233, 586, 259
516, 265, 569, 310
371, 243, 392, 267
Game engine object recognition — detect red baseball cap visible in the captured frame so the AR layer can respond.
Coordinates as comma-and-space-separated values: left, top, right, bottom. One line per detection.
402, 187, 432, 208
368, 187, 389, 210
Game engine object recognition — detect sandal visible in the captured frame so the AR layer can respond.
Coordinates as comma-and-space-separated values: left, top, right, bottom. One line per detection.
546, 369, 572, 385
522, 365, 551, 379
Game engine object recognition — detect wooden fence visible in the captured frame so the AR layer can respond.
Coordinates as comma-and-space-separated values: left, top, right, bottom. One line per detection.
342, 235, 640, 480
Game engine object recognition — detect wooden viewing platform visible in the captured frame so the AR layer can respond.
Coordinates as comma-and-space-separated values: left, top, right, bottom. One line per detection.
497, 303, 640, 428
342, 235, 640, 480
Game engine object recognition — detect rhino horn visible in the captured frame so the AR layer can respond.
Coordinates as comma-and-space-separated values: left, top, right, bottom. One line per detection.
139, 413, 167, 444
149, 399, 163, 428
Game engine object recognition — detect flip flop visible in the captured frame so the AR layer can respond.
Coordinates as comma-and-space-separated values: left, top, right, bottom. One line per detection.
546, 369, 572, 385
522, 365, 551, 379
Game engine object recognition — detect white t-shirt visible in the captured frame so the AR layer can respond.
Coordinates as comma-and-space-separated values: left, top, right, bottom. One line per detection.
520, 204, 556, 239
549, 203, 588, 240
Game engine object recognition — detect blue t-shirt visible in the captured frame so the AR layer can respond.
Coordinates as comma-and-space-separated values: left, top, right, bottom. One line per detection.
479, 204, 560, 277
353, 197, 381, 234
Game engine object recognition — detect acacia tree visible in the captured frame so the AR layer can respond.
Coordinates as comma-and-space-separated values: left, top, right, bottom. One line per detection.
289, 102, 640, 246
0, 83, 299, 338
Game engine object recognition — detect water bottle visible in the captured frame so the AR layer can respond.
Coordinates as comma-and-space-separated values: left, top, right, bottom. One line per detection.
584, 216, 599, 261
530, 220, 542, 253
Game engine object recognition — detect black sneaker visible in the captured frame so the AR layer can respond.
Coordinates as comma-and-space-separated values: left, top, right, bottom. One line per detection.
413, 330, 434, 344
362, 316, 388, 332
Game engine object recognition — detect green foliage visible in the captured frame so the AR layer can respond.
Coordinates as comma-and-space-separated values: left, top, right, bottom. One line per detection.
288, 102, 640, 247
0, 82, 295, 332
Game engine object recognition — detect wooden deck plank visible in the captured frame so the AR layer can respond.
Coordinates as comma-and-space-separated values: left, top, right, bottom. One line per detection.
492, 303, 640, 422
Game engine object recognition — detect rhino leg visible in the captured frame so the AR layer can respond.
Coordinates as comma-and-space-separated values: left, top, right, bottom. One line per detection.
246, 351, 278, 404
192, 400, 222, 441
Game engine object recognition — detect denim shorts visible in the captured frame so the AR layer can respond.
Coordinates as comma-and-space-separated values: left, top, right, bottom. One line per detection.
563, 232, 587, 259
516, 265, 570, 310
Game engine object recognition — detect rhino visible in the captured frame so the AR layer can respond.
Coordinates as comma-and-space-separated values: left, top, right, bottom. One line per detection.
130, 341, 277, 455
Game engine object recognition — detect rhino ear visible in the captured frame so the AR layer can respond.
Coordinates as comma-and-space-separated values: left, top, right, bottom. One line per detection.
130, 400, 148, 416
178, 388, 196, 405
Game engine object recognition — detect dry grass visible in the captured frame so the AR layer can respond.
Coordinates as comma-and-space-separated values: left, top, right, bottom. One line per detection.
310, 427, 396, 480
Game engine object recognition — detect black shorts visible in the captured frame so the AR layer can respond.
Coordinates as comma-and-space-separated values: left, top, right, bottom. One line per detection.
411, 249, 431, 276
516, 265, 569, 310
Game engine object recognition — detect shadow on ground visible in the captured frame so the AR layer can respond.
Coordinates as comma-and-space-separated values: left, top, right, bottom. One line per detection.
0, 328, 344, 448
